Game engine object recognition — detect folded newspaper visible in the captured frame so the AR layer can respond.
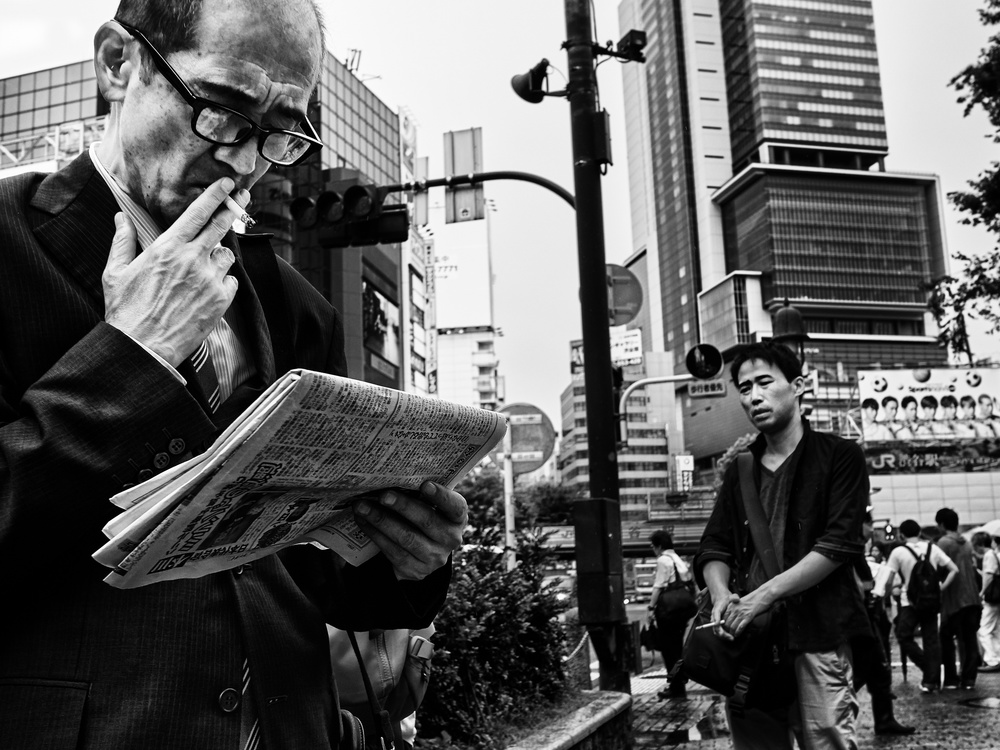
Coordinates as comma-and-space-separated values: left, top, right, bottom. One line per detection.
93, 369, 507, 589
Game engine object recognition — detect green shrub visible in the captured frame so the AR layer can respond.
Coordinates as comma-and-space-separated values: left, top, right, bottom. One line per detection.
416, 468, 573, 750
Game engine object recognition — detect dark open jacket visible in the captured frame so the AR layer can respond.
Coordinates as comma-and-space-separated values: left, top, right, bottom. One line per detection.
695, 420, 872, 653
0, 155, 450, 750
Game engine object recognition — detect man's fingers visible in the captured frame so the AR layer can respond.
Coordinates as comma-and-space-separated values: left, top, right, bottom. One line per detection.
420, 481, 469, 526
221, 273, 239, 301
210, 244, 237, 271
354, 515, 435, 581
163, 177, 238, 246
368, 486, 465, 550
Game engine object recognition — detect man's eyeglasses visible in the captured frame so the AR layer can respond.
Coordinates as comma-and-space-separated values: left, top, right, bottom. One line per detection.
115, 20, 323, 167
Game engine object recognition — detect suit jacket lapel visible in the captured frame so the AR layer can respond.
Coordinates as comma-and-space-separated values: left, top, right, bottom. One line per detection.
28, 154, 279, 430
31, 153, 119, 309
226, 233, 277, 386
210, 233, 278, 428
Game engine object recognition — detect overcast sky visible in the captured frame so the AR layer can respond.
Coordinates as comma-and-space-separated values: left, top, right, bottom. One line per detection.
2, 0, 997, 424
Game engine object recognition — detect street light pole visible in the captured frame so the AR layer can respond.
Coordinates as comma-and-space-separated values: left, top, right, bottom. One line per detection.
564, 0, 629, 692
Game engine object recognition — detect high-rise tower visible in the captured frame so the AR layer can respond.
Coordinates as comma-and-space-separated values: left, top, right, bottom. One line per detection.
620, 0, 949, 469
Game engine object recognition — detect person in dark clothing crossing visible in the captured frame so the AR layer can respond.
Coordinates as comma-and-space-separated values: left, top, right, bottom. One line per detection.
936, 507, 983, 689
696, 342, 872, 749
856, 514, 915, 735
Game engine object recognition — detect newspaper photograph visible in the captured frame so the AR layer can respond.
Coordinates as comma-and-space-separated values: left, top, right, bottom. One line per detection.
93, 369, 507, 588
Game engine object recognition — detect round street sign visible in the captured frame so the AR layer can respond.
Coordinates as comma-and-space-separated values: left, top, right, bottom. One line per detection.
606, 264, 644, 327
491, 403, 556, 475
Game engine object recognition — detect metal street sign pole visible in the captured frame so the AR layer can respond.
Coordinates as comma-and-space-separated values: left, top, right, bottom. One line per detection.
502, 423, 516, 572
564, 0, 628, 693
617, 375, 695, 447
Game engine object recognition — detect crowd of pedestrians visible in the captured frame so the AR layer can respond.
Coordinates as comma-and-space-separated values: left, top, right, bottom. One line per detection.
867, 508, 1000, 686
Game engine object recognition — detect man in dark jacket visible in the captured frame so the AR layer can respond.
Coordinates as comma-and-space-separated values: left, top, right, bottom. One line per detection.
936, 507, 983, 689
0, 1, 464, 747
696, 343, 871, 749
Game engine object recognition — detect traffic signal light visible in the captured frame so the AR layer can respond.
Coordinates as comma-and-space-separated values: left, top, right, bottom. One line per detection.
611, 365, 624, 413
289, 168, 410, 248
685, 343, 723, 380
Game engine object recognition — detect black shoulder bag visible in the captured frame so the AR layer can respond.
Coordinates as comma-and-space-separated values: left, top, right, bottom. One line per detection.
680, 453, 795, 716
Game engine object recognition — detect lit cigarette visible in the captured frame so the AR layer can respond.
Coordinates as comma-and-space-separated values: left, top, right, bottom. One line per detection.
694, 621, 723, 630
224, 195, 255, 229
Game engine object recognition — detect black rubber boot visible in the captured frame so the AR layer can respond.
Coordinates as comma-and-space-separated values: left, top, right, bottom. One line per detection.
872, 694, 915, 735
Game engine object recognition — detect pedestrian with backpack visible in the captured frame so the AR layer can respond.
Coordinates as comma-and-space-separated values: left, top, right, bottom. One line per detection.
886, 520, 958, 692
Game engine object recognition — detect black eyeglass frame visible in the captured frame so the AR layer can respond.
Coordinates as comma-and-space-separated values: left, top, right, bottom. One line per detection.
115, 19, 323, 167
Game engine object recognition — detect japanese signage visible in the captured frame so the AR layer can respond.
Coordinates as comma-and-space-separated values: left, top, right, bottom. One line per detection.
689, 379, 727, 399
675, 454, 694, 492
859, 366, 1000, 473
611, 329, 643, 367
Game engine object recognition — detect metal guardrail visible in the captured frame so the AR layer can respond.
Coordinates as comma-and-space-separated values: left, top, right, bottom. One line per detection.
0, 117, 106, 172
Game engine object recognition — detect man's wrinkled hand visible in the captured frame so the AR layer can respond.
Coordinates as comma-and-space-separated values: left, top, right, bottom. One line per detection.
722, 589, 771, 638
710, 591, 740, 641
353, 481, 468, 580
102, 178, 248, 366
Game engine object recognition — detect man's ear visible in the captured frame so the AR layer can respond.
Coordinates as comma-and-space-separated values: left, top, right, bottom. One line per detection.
94, 22, 137, 104
791, 374, 807, 398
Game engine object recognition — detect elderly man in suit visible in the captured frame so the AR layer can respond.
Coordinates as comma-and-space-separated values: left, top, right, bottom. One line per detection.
0, 1, 465, 748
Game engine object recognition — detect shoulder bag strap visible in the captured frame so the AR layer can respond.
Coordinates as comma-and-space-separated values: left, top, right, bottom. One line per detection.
346, 630, 397, 750
897, 544, 916, 585
730, 452, 781, 719
737, 452, 780, 580
332, 561, 396, 750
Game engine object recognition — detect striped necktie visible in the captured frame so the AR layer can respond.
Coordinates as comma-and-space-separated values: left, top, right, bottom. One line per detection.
241, 657, 260, 750
188, 339, 222, 412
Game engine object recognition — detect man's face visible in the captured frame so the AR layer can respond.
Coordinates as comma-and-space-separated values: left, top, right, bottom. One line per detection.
115, 0, 320, 226
736, 358, 803, 435
884, 401, 898, 420
903, 401, 917, 421
981, 397, 995, 418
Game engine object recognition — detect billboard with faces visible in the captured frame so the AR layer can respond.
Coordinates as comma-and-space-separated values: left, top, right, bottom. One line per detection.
857, 367, 1000, 473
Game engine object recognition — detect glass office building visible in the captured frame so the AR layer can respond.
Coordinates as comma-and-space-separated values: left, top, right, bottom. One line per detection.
721, 0, 887, 169
620, 0, 949, 467
719, 170, 943, 307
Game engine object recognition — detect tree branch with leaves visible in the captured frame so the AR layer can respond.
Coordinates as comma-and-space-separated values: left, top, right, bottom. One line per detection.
925, 0, 1000, 362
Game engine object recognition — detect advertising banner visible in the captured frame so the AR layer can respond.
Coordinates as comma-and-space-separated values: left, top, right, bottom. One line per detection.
857, 367, 1000, 473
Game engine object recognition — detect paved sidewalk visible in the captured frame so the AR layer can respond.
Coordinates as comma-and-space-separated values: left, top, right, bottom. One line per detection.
629, 659, 1000, 748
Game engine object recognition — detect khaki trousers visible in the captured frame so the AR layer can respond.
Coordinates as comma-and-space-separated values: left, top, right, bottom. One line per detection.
728, 644, 858, 750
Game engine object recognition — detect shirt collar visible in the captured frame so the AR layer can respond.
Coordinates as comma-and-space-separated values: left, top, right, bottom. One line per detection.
89, 142, 162, 251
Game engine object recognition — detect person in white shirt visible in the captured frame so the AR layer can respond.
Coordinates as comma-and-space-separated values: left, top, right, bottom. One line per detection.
885, 520, 958, 692
979, 536, 1000, 671
647, 530, 694, 699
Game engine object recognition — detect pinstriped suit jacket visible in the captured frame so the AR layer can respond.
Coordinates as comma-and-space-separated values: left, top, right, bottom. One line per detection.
0, 154, 449, 750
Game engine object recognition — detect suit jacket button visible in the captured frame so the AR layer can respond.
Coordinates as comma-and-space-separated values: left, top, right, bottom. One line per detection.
138, 469, 154, 481
218, 687, 240, 713
168, 438, 187, 455
153, 452, 170, 469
